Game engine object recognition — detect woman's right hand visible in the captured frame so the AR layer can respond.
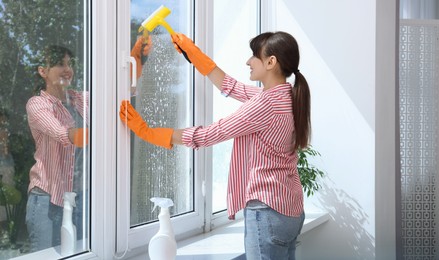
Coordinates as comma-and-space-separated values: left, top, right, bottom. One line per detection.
171, 33, 216, 76
68, 128, 88, 147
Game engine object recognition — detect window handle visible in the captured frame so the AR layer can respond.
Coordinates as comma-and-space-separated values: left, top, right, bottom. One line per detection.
128, 56, 137, 88
122, 52, 137, 89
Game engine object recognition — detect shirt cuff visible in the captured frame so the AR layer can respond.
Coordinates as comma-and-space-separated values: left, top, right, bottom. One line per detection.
220, 74, 237, 97
60, 129, 72, 147
182, 126, 201, 149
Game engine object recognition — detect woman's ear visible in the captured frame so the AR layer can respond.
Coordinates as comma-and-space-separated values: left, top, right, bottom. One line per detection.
266, 55, 277, 70
38, 66, 47, 78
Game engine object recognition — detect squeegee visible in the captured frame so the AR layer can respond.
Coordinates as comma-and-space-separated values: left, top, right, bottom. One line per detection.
138, 5, 175, 40
138, 5, 190, 62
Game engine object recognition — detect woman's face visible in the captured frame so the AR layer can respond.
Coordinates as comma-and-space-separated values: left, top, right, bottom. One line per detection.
246, 55, 266, 81
38, 54, 74, 90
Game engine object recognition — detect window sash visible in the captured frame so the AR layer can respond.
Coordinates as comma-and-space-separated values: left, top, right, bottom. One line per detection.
115, 0, 205, 254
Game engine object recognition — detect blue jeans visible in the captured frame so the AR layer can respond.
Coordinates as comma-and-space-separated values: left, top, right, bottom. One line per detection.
25, 190, 85, 252
25, 191, 63, 252
244, 200, 305, 260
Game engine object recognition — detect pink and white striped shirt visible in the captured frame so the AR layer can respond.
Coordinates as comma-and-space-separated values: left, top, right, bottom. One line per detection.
26, 90, 88, 206
182, 75, 304, 219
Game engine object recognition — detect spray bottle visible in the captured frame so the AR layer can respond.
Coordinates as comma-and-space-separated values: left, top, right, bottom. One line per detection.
148, 197, 177, 260
61, 192, 77, 256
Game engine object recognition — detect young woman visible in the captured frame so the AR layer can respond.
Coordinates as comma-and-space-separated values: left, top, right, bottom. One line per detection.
25, 45, 88, 252
26, 37, 150, 252
120, 31, 311, 259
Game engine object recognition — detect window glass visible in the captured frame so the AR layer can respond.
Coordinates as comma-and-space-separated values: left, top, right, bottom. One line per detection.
212, 0, 259, 213
129, 0, 193, 226
0, 0, 90, 258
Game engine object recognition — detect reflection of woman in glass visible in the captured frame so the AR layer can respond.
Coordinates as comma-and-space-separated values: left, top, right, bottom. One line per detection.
25, 45, 88, 252
26, 37, 151, 252
120, 31, 310, 259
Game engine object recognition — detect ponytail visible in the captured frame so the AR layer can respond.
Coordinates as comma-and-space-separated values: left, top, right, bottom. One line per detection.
292, 71, 311, 151
249, 31, 311, 150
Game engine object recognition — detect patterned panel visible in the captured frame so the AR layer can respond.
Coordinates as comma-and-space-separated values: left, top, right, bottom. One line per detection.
399, 20, 439, 259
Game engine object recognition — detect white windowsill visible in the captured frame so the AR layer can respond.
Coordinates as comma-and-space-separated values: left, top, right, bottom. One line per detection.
9, 241, 93, 260
176, 212, 330, 260
9, 212, 330, 260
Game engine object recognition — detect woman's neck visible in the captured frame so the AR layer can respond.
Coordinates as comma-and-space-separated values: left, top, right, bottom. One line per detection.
46, 86, 67, 102
262, 76, 287, 91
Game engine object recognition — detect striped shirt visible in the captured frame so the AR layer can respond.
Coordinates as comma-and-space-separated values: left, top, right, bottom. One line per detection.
182, 75, 304, 219
26, 90, 88, 206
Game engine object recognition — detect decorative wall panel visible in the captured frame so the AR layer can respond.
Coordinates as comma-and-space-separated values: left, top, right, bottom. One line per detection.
399, 20, 439, 259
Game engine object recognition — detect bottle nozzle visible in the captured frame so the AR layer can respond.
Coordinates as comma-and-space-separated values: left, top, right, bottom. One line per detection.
63, 192, 77, 207
150, 197, 173, 213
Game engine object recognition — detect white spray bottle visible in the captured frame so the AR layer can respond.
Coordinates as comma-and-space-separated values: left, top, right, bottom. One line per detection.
148, 197, 177, 260
61, 192, 77, 256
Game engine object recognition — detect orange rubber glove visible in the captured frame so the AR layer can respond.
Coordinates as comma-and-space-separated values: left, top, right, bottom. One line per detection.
171, 33, 216, 76
119, 100, 173, 149
131, 35, 152, 79
70, 128, 88, 147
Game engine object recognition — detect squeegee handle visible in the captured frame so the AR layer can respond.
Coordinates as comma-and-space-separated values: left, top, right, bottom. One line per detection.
180, 48, 191, 64
173, 42, 191, 63
141, 43, 149, 65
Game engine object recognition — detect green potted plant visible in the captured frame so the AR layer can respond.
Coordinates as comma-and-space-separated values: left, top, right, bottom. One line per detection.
298, 146, 325, 197
0, 177, 22, 246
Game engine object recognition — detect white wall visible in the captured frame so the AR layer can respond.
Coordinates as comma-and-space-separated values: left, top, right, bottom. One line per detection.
262, 0, 379, 259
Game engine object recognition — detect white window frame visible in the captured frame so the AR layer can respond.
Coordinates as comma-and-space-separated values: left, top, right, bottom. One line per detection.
114, 0, 206, 256
8, 0, 101, 259
90, 0, 116, 258
205, 0, 261, 231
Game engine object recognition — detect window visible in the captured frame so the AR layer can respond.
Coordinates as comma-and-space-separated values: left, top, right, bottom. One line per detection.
116, 0, 203, 253
129, 0, 193, 227
0, 0, 90, 258
116, 0, 262, 249
211, 0, 260, 215
1, 1, 262, 258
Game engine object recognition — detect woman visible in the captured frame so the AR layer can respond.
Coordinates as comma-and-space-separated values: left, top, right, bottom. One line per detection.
26, 37, 150, 252
25, 45, 88, 252
120, 31, 311, 259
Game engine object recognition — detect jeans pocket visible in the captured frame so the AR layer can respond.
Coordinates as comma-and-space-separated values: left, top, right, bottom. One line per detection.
26, 193, 50, 224
268, 210, 303, 247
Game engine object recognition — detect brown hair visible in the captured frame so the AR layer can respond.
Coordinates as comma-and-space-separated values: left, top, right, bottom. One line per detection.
250, 31, 311, 150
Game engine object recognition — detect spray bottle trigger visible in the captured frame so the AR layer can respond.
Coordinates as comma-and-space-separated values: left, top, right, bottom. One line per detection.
63, 192, 77, 207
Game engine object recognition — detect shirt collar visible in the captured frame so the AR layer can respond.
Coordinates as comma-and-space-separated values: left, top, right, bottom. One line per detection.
41, 90, 74, 106
40, 90, 62, 104
265, 83, 292, 93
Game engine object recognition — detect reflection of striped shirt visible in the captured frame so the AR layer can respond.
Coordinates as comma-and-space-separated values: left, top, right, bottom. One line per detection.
26, 90, 88, 206
182, 75, 303, 219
